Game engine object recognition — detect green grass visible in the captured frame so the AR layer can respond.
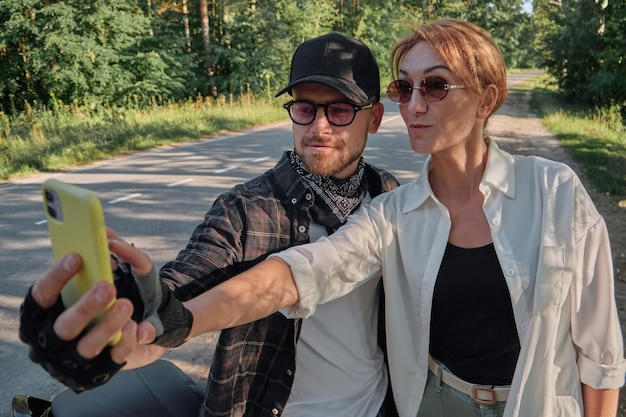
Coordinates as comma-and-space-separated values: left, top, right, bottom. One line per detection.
521, 73, 626, 195
0, 93, 288, 180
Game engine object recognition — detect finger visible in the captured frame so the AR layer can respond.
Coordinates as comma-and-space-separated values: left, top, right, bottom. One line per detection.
53, 281, 116, 342
106, 227, 151, 269
109, 319, 138, 365
105, 227, 126, 243
136, 320, 157, 345
106, 228, 134, 267
108, 239, 153, 276
74, 298, 133, 360
31, 253, 83, 309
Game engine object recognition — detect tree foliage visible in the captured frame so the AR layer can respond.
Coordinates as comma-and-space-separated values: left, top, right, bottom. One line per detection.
534, 0, 625, 110
0, 0, 189, 111
4, 0, 622, 118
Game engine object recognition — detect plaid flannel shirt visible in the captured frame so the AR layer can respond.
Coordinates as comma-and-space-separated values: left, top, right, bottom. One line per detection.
160, 151, 399, 417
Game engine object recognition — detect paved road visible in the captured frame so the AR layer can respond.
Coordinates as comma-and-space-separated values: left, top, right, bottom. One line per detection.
0, 72, 540, 416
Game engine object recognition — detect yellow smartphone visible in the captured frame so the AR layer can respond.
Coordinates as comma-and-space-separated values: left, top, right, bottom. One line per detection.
42, 178, 121, 345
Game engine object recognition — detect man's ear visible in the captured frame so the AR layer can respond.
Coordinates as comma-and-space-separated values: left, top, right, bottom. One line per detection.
477, 84, 498, 120
368, 102, 385, 133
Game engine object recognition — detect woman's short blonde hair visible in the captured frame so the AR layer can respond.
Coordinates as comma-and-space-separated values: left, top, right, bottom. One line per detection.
391, 19, 508, 119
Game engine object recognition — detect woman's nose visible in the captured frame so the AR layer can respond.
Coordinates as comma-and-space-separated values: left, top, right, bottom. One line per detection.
406, 88, 428, 113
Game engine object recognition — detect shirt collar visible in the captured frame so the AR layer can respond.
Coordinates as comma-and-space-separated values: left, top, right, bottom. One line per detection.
273, 151, 313, 208
482, 139, 516, 199
401, 138, 516, 214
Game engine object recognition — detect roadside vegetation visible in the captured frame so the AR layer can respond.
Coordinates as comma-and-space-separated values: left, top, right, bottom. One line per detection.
523, 73, 626, 196
2, 72, 624, 193
0, 93, 286, 180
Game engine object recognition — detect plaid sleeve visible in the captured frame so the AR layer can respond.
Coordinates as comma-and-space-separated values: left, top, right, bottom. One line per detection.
159, 190, 246, 300
159, 175, 294, 302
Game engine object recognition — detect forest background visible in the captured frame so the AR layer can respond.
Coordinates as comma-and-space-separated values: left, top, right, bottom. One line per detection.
0, 0, 624, 183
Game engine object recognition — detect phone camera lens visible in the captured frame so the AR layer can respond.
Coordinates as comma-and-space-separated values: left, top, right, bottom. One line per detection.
47, 205, 57, 219
45, 189, 55, 202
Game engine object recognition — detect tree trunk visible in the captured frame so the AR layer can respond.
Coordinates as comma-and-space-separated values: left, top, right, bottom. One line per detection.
182, 0, 191, 52
199, 0, 212, 76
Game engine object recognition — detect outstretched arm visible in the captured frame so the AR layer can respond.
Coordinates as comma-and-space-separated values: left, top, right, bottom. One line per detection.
21, 229, 299, 391
185, 257, 299, 338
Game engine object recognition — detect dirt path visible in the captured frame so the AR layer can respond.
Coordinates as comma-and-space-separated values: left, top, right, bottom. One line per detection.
488, 91, 626, 415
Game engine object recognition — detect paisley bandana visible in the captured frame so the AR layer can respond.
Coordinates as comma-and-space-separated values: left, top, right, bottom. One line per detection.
290, 151, 368, 233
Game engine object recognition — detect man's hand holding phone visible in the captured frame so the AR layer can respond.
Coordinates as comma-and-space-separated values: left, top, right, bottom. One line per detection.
20, 180, 194, 392
19, 229, 159, 392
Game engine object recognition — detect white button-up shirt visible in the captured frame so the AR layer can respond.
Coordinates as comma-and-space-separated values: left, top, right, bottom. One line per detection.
274, 140, 626, 417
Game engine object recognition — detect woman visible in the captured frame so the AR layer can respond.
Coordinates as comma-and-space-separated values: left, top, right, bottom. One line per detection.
257, 19, 624, 417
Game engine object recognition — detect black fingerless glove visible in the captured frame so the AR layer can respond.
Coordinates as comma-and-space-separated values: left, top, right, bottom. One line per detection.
113, 262, 193, 348
19, 289, 123, 393
19, 262, 193, 393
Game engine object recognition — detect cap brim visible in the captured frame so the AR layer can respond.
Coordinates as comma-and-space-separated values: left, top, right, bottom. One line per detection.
275, 75, 370, 104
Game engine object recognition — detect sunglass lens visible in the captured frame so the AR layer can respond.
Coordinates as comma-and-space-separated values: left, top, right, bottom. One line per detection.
422, 77, 449, 101
327, 103, 355, 126
387, 80, 412, 103
290, 102, 315, 124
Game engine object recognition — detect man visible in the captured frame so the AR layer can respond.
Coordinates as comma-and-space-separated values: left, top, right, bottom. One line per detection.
16, 33, 399, 417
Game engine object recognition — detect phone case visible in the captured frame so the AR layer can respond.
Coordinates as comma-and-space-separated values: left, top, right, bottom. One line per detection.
42, 178, 120, 345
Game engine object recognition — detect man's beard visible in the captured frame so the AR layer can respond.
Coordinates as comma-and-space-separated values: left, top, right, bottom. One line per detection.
299, 147, 362, 178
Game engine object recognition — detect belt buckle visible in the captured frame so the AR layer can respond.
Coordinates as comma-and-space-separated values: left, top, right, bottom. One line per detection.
471, 386, 497, 406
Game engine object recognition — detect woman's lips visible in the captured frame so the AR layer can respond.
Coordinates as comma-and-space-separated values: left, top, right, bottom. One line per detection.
409, 122, 431, 132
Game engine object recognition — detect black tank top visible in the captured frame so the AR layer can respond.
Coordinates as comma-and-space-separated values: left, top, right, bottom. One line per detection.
429, 242, 520, 385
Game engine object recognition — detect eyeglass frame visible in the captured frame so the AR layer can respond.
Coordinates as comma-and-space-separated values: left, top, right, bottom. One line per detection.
386, 77, 465, 103
283, 100, 375, 127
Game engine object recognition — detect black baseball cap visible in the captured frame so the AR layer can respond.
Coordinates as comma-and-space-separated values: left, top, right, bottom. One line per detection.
275, 33, 380, 105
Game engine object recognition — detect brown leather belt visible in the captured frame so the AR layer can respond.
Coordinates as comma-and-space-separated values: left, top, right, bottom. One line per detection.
427, 356, 510, 406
